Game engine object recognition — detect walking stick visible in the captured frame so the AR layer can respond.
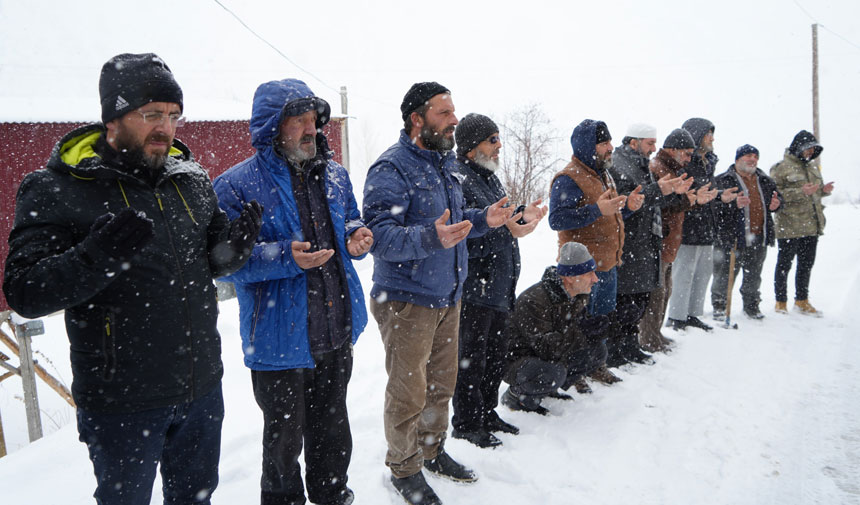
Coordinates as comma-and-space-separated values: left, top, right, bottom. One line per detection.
723, 241, 739, 330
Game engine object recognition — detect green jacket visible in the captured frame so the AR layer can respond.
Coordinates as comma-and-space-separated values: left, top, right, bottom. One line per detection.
770, 150, 827, 239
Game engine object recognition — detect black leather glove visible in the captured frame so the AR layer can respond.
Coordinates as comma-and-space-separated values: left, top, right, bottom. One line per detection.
616, 302, 645, 326
578, 313, 610, 339
82, 208, 154, 262
229, 200, 263, 255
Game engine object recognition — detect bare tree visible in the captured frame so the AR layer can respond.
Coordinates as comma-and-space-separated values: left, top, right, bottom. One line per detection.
498, 104, 563, 206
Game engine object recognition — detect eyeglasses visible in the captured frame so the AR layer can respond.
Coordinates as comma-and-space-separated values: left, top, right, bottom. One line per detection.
488, 135, 500, 144
136, 111, 186, 127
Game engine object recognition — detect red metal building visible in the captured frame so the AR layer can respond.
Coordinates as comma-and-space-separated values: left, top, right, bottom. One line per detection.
0, 118, 346, 312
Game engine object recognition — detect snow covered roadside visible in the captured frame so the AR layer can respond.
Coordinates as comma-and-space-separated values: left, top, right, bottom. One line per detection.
0, 204, 858, 505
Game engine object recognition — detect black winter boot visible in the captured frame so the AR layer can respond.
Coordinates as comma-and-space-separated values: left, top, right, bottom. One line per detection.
423, 449, 477, 483
484, 410, 519, 435
390, 473, 442, 505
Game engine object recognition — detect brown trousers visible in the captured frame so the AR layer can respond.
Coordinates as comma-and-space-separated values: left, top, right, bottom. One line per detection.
370, 299, 460, 478
639, 261, 673, 349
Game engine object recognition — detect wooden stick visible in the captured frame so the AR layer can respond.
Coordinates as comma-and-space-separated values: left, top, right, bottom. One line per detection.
0, 322, 75, 407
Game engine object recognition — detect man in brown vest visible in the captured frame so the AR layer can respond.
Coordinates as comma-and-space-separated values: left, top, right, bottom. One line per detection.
549, 119, 644, 383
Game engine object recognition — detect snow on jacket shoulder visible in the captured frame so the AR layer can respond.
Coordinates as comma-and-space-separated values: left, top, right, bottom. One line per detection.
362, 130, 489, 308
4, 124, 236, 413
213, 78, 367, 371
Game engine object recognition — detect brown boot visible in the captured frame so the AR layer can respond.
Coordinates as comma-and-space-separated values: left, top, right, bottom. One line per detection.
573, 376, 593, 394
774, 301, 788, 314
588, 364, 622, 385
794, 299, 822, 317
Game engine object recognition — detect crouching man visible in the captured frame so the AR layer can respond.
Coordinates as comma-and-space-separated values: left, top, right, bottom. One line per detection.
501, 242, 611, 415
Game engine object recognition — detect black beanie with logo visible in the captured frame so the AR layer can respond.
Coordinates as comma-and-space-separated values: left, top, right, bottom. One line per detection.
99, 53, 184, 124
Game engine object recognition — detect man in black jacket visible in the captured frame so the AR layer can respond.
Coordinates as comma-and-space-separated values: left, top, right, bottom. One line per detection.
450, 114, 546, 448
3, 53, 261, 505
502, 241, 610, 415
666, 118, 737, 331
712, 144, 783, 320
609, 123, 691, 365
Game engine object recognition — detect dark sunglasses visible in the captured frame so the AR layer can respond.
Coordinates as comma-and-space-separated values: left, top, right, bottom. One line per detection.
488, 135, 500, 144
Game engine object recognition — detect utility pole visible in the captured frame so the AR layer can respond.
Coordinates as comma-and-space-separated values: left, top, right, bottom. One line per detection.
812, 23, 820, 141
340, 86, 351, 172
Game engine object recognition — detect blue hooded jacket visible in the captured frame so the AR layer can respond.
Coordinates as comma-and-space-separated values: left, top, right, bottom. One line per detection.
363, 131, 490, 308
213, 79, 367, 370
550, 119, 631, 231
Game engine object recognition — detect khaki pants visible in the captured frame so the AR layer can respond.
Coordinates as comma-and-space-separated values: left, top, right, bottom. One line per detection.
639, 261, 672, 348
370, 299, 460, 478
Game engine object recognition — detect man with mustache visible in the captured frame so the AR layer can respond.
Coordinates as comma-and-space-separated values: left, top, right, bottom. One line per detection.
549, 119, 644, 386
3, 53, 262, 505
608, 123, 693, 364
712, 144, 783, 321
666, 118, 738, 331
214, 78, 371, 505
449, 113, 547, 448
363, 83, 513, 505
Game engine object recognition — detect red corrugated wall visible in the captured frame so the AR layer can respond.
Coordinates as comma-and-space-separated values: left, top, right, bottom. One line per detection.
0, 118, 345, 312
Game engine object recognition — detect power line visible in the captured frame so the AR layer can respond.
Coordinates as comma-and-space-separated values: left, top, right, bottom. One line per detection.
211, 0, 340, 95
791, 0, 860, 53
820, 25, 860, 52
210, 0, 397, 109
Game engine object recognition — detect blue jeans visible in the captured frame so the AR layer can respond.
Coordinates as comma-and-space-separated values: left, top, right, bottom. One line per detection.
587, 267, 618, 316
76, 384, 224, 505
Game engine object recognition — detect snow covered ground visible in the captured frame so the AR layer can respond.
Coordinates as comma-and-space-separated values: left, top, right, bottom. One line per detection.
1, 203, 858, 505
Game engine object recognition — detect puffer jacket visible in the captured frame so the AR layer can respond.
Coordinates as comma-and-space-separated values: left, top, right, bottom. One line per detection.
363, 131, 489, 308
3, 124, 242, 413
458, 156, 521, 312
213, 78, 367, 371
770, 150, 828, 239
505, 266, 591, 382
610, 144, 670, 294
680, 118, 719, 246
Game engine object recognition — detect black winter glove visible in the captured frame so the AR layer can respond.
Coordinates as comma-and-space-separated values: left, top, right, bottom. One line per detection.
82, 208, 155, 263
616, 302, 645, 326
578, 313, 610, 339
229, 200, 263, 256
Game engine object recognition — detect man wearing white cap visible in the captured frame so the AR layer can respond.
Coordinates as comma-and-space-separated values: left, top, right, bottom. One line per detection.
608, 124, 691, 363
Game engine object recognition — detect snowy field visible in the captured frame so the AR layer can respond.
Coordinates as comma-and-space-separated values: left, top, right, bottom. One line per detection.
1, 203, 858, 505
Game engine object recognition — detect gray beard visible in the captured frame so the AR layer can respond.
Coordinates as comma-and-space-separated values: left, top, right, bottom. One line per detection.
473, 152, 500, 172
736, 163, 757, 175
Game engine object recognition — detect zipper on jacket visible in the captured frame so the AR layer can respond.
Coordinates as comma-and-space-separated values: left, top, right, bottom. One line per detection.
154, 188, 196, 400
102, 313, 117, 382
250, 285, 263, 343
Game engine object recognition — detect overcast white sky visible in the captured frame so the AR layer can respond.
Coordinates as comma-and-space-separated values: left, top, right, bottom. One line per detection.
2, 0, 859, 194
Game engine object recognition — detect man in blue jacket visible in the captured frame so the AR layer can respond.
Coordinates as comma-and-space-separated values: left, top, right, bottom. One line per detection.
363, 83, 512, 505
214, 79, 371, 505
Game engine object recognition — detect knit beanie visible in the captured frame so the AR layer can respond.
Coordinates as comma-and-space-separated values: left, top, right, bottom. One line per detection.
663, 128, 695, 150
455, 113, 499, 156
595, 122, 612, 144
557, 242, 596, 277
735, 144, 760, 160
400, 81, 450, 121
99, 53, 183, 124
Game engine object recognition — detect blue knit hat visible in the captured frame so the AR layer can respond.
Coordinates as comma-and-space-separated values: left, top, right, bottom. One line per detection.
735, 144, 759, 160
557, 242, 596, 277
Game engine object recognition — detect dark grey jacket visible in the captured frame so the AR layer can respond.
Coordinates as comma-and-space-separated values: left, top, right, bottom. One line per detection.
610, 145, 669, 293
